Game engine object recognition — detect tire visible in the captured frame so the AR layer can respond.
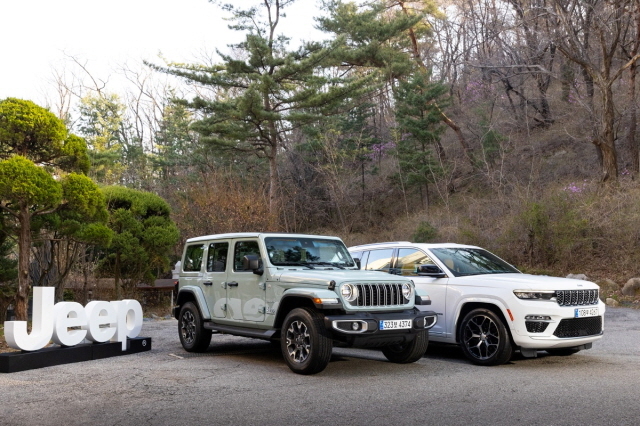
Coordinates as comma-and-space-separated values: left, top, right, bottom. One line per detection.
381, 330, 429, 364
546, 347, 581, 356
281, 307, 332, 375
459, 308, 512, 366
179, 301, 212, 352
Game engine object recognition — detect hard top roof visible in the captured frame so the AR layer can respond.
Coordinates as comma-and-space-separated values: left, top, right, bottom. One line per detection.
185, 232, 344, 243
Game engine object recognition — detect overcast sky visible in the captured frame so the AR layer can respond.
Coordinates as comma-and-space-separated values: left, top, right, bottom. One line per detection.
0, 0, 324, 105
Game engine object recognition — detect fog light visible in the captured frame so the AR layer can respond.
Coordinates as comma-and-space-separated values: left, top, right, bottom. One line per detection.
352, 322, 360, 331
525, 315, 551, 321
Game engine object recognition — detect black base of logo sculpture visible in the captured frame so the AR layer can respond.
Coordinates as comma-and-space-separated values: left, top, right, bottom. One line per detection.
0, 336, 151, 373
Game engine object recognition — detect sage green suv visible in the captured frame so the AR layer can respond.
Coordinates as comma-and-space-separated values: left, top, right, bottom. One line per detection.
173, 233, 437, 374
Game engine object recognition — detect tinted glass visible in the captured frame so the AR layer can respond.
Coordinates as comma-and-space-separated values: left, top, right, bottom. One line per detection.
364, 249, 394, 272
265, 237, 355, 267
233, 240, 261, 272
207, 242, 228, 272
183, 244, 206, 272
350, 251, 363, 262
357, 251, 369, 270
396, 248, 435, 276
430, 248, 520, 277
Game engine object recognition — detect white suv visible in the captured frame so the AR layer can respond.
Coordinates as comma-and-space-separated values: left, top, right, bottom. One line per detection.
348, 242, 605, 365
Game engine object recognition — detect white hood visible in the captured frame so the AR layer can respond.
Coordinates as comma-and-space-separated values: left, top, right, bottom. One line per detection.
450, 273, 600, 291
270, 268, 411, 286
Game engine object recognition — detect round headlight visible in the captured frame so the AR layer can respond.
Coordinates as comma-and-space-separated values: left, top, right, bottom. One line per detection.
402, 283, 412, 300
341, 284, 358, 302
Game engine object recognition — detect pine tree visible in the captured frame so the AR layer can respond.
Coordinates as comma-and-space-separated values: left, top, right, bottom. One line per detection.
151, 0, 373, 214
0, 98, 102, 320
394, 71, 448, 210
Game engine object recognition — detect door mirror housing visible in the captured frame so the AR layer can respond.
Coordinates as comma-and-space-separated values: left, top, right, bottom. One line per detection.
417, 264, 446, 278
243, 255, 264, 276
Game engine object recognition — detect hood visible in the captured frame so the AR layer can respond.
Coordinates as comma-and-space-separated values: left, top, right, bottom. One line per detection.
269, 268, 411, 287
452, 273, 600, 291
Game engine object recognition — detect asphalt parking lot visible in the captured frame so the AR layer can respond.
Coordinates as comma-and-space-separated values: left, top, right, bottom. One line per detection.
1, 307, 639, 426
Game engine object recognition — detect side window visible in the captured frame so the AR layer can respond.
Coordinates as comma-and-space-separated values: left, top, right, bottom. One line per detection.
359, 251, 369, 269
364, 249, 394, 273
350, 250, 363, 265
183, 244, 206, 272
349, 250, 369, 269
396, 248, 435, 276
233, 240, 261, 272
206, 242, 228, 272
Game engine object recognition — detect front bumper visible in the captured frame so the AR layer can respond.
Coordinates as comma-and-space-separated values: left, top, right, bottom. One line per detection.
510, 300, 605, 349
324, 308, 437, 348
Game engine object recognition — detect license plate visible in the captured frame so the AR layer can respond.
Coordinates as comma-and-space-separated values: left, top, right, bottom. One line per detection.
379, 319, 412, 330
575, 307, 599, 318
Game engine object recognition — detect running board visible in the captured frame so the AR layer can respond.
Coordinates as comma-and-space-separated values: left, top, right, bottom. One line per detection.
203, 322, 277, 340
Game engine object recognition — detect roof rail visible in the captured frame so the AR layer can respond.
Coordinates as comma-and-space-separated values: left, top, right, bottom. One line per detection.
349, 241, 412, 248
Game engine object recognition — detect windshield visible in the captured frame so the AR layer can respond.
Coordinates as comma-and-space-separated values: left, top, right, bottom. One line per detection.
429, 247, 520, 277
265, 237, 355, 268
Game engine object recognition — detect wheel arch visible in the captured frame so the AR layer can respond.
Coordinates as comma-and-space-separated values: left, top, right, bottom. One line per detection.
274, 295, 317, 330
454, 301, 514, 344
175, 286, 211, 320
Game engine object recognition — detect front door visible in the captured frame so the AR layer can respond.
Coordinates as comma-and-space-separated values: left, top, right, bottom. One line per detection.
225, 239, 266, 323
395, 248, 449, 340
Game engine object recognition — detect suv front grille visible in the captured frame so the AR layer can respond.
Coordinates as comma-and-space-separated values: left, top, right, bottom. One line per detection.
554, 317, 602, 338
555, 289, 599, 306
351, 283, 408, 307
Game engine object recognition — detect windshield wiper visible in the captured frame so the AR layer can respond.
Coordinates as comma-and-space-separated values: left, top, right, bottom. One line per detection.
307, 261, 345, 269
276, 261, 315, 269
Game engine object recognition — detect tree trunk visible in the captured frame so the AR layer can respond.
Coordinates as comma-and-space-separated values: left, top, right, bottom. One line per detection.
268, 150, 279, 216
115, 251, 122, 300
595, 138, 618, 182
15, 204, 32, 321
595, 86, 619, 182
627, 59, 638, 176
398, 1, 473, 167
627, 2, 640, 176
83, 263, 90, 305
424, 183, 430, 211
0, 297, 13, 322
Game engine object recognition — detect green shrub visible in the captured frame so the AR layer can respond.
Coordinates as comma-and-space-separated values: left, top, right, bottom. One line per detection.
413, 221, 438, 242
506, 190, 594, 269
63, 289, 75, 301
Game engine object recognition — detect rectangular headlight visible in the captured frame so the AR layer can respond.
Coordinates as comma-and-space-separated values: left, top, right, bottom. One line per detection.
513, 290, 555, 300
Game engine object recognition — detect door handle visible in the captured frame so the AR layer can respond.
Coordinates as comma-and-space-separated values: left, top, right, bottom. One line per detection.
227, 281, 239, 287
203, 281, 213, 286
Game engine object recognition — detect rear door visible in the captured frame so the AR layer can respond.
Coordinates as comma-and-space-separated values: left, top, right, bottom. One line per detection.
201, 240, 230, 318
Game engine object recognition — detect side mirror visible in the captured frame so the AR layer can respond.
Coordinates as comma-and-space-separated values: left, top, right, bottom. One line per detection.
353, 258, 361, 269
417, 264, 446, 278
243, 255, 264, 276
